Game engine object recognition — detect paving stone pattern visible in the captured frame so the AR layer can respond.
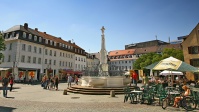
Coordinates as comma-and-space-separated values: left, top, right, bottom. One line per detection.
0, 83, 197, 112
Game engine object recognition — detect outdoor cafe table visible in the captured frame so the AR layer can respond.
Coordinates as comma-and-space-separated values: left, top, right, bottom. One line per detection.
131, 90, 143, 103
169, 91, 180, 97
191, 87, 199, 92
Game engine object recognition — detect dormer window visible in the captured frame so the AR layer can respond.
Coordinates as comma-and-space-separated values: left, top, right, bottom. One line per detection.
34, 36, 37, 41
68, 46, 70, 49
54, 42, 56, 46
45, 39, 48, 44
62, 44, 65, 47
5, 33, 8, 39
23, 32, 26, 38
39, 37, 42, 42
59, 43, 62, 47
12, 32, 15, 37
50, 40, 53, 45
65, 45, 68, 48
71, 46, 73, 49
29, 34, 32, 40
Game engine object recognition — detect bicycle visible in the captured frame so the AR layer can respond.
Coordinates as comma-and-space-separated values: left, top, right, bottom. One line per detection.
162, 91, 176, 109
162, 92, 196, 111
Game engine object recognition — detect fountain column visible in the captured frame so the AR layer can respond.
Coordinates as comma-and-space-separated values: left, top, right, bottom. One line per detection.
99, 26, 109, 76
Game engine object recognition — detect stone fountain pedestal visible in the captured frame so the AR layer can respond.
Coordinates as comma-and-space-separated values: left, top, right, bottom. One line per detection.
79, 76, 131, 87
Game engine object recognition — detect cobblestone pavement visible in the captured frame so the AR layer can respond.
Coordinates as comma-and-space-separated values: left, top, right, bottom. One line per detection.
0, 83, 198, 112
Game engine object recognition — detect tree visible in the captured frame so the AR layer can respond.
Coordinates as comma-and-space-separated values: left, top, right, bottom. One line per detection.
133, 48, 184, 70
162, 48, 184, 61
0, 31, 6, 60
133, 53, 162, 70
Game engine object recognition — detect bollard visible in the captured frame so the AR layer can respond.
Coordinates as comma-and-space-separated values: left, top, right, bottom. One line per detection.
63, 89, 67, 95
110, 90, 115, 97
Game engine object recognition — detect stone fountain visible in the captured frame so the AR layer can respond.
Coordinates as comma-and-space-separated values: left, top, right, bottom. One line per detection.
79, 26, 131, 87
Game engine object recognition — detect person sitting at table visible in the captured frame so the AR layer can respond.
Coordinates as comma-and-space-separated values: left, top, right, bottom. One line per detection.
172, 85, 190, 108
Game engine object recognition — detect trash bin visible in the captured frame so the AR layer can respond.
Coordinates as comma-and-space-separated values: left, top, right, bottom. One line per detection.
63, 89, 67, 95
110, 90, 115, 97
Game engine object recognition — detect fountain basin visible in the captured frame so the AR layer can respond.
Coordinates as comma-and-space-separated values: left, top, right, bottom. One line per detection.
80, 76, 131, 87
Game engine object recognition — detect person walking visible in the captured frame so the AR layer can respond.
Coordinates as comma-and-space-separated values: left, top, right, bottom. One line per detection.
67, 74, 72, 88
132, 71, 138, 86
55, 76, 59, 91
142, 73, 149, 86
9, 76, 14, 92
2, 75, 9, 97
75, 75, 78, 85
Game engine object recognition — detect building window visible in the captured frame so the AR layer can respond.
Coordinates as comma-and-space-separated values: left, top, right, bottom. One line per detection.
190, 59, 199, 67
45, 59, 47, 64
76, 57, 77, 60
39, 48, 42, 54
54, 51, 56, 56
65, 62, 67, 67
39, 37, 42, 42
22, 44, 26, 51
34, 46, 37, 53
8, 55, 11, 62
60, 52, 62, 56
49, 59, 52, 65
28, 45, 31, 52
23, 32, 26, 38
68, 54, 70, 58
33, 57, 36, 64
54, 60, 56, 65
45, 49, 48, 55
12, 32, 15, 37
27, 56, 31, 63
34, 36, 37, 41
71, 54, 73, 58
59, 61, 61, 66
62, 61, 64, 66
29, 34, 32, 40
188, 46, 199, 54
38, 58, 41, 64
50, 50, 52, 56
63, 53, 64, 57
9, 43, 12, 50
21, 55, 25, 62
45, 39, 48, 44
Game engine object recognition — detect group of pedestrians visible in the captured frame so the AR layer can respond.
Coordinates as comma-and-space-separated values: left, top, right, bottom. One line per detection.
2, 75, 14, 98
41, 75, 59, 90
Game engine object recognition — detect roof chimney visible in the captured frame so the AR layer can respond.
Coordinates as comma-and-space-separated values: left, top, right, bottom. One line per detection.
68, 40, 71, 43
44, 32, 46, 34
24, 23, 28, 29
35, 28, 38, 31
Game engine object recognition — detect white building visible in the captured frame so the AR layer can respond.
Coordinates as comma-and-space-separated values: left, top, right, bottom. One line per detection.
0, 23, 86, 81
108, 49, 137, 71
86, 53, 100, 69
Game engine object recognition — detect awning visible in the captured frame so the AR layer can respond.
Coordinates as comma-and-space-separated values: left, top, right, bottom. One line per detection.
0, 68, 11, 71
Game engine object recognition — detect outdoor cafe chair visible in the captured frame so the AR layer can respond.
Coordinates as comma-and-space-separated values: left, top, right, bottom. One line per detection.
140, 88, 153, 105
124, 86, 135, 103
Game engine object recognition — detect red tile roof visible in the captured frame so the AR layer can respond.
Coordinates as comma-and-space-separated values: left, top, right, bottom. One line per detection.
109, 49, 135, 56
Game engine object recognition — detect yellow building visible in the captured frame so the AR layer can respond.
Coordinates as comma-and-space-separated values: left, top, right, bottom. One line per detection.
181, 23, 199, 81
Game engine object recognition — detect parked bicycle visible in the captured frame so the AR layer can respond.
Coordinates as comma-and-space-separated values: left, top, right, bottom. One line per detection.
162, 92, 196, 111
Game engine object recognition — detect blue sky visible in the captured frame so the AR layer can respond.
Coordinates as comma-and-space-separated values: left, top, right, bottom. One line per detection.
0, 0, 199, 53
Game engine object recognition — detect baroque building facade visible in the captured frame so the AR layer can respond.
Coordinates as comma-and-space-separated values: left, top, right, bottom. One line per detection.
0, 23, 86, 81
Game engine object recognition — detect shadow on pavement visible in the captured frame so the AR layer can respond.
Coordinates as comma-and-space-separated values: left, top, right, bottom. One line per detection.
6, 96, 15, 99
0, 106, 16, 112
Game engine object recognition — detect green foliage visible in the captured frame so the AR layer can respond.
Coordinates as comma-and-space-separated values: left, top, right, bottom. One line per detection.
0, 31, 6, 59
133, 48, 184, 70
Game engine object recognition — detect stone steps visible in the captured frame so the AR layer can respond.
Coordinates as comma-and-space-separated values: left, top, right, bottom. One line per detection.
66, 85, 136, 95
